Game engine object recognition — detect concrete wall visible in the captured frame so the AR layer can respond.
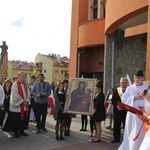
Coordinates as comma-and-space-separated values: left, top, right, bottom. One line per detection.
104, 33, 147, 93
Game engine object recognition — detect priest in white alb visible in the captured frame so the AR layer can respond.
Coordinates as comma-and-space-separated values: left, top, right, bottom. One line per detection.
118, 70, 149, 150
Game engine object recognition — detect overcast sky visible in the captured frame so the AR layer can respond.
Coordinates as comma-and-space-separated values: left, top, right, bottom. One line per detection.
0, 0, 72, 62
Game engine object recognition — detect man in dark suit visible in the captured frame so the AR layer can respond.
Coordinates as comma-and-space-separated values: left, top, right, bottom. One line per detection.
111, 77, 128, 143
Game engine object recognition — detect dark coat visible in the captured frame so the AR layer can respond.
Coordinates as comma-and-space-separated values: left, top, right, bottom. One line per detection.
93, 91, 105, 122
112, 88, 126, 114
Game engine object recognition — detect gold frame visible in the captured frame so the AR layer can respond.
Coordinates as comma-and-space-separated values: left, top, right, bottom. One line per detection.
64, 78, 96, 115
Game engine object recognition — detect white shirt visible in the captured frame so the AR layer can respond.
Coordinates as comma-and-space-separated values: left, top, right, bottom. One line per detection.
118, 82, 149, 150
9, 82, 30, 113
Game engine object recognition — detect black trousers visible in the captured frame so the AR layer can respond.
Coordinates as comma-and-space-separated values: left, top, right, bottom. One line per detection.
34, 102, 47, 130
0, 110, 8, 127
113, 111, 127, 141
81, 115, 87, 130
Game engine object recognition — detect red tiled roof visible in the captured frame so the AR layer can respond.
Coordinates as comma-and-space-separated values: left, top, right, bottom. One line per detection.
9, 60, 34, 70
43, 54, 70, 67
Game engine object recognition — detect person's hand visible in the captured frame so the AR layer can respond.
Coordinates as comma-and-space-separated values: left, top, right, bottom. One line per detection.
23, 101, 28, 106
37, 94, 42, 97
139, 106, 145, 112
134, 93, 144, 100
42, 92, 46, 96
63, 111, 66, 114
107, 100, 112, 104
83, 101, 87, 105
117, 105, 122, 110
136, 113, 146, 122
90, 111, 94, 116
0, 103, 3, 107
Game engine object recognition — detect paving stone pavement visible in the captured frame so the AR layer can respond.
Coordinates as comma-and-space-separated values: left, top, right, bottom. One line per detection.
0, 114, 120, 150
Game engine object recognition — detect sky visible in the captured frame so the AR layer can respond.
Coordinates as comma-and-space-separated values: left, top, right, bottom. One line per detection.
0, 0, 72, 62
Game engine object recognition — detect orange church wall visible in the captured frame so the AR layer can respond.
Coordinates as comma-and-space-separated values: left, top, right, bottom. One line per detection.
78, 19, 105, 47
146, 0, 150, 81
78, 0, 88, 24
80, 46, 104, 72
105, 0, 148, 35
125, 24, 147, 37
69, 0, 79, 78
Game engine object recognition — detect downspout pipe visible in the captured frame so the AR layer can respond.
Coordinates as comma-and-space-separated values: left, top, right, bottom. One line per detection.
111, 40, 115, 89
77, 49, 84, 77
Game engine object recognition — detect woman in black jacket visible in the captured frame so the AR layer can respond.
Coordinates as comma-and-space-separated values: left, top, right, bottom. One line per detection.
54, 82, 66, 141
90, 80, 105, 142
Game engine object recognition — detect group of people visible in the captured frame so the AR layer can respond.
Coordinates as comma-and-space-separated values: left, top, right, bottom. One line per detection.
104, 69, 150, 150
118, 69, 150, 150
0, 72, 51, 138
0, 73, 73, 141
0, 73, 106, 143
1, 69, 150, 150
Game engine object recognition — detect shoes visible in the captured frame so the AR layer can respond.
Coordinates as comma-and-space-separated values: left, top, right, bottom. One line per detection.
91, 139, 101, 143
68, 132, 70, 136
64, 131, 70, 136
79, 129, 83, 131
111, 140, 120, 143
20, 132, 29, 136
15, 133, 20, 138
64, 131, 67, 136
42, 128, 48, 132
106, 126, 112, 129
36, 129, 41, 134
56, 136, 61, 141
83, 129, 87, 131
60, 136, 66, 141
90, 132, 93, 137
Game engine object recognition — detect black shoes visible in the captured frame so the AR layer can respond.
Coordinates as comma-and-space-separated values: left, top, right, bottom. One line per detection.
80, 129, 87, 131
42, 128, 48, 132
56, 136, 66, 141
64, 130, 70, 136
15, 131, 28, 138
15, 133, 20, 138
36, 128, 47, 134
56, 136, 61, 141
36, 129, 41, 134
111, 140, 120, 143
20, 132, 29, 136
60, 136, 66, 141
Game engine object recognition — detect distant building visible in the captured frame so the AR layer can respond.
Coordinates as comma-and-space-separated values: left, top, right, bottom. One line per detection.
8, 60, 34, 82
34, 53, 69, 83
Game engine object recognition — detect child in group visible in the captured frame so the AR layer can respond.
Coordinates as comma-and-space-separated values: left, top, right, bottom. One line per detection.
77, 88, 92, 112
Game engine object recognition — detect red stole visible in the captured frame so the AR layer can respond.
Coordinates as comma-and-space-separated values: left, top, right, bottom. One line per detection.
16, 80, 28, 119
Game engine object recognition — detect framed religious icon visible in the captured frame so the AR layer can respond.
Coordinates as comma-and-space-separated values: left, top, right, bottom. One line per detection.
64, 78, 97, 115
